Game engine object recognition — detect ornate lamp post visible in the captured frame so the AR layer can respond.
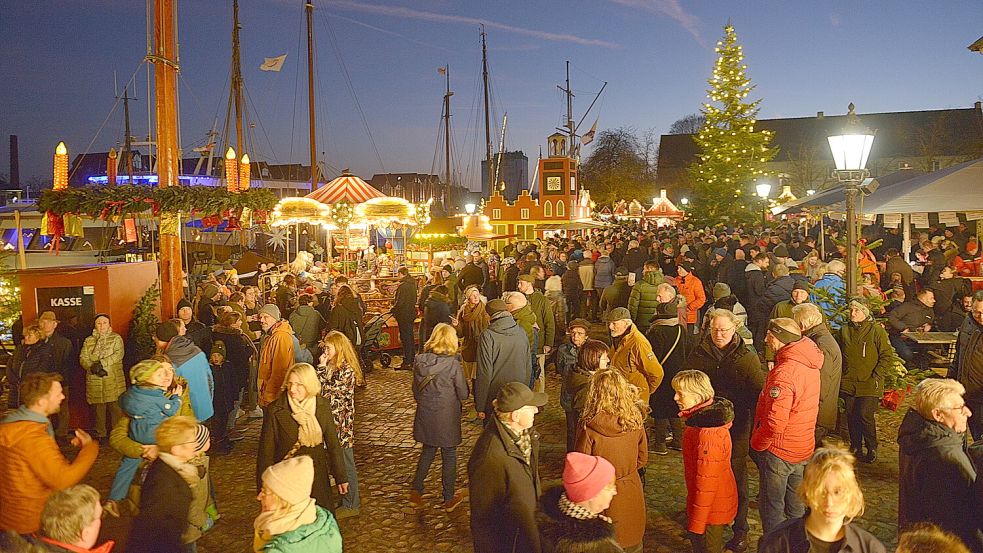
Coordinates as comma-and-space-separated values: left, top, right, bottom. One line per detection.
827, 103, 874, 296
755, 181, 772, 224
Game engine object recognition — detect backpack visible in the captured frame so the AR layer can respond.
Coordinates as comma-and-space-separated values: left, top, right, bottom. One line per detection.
291, 334, 314, 365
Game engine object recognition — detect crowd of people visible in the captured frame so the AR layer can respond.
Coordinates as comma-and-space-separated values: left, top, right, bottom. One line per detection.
1, 218, 983, 552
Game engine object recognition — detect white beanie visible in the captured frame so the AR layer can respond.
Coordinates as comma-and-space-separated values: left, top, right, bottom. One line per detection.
262, 455, 315, 505
545, 275, 562, 292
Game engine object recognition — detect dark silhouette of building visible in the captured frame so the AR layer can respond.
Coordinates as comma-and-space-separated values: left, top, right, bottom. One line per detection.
481, 150, 529, 201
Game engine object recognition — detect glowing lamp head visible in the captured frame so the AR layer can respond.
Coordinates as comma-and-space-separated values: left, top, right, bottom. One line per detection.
464, 203, 476, 214
241, 154, 249, 164
226, 147, 237, 160
55, 142, 67, 155
755, 182, 772, 199
827, 103, 874, 171
806, 189, 816, 196
681, 197, 689, 205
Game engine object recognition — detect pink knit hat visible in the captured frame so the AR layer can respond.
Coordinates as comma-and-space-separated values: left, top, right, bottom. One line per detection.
563, 452, 615, 503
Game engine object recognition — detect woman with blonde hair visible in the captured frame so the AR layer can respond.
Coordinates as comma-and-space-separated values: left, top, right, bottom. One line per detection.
576, 368, 647, 552
316, 331, 362, 519
257, 363, 348, 512
672, 370, 737, 553
409, 323, 469, 511
758, 445, 885, 552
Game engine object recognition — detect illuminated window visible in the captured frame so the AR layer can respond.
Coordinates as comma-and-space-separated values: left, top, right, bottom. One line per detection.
492, 209, 501, 220
520, 208, 529, 220
556, 201, 565, 217
544, 201, 552, 217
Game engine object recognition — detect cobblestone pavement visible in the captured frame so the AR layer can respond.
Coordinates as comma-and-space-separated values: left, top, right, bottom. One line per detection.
16, 358, 908, 552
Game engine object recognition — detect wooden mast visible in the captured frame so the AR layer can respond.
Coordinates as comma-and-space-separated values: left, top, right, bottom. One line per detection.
481, 27, 493, 195
306, 1, 319, 192
232, 0, 244, 166
152, 0, 184, 316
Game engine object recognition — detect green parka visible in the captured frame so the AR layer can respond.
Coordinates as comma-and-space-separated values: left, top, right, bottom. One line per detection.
838, 319, 893, 397
525, 290, 555, 354
628, 270, 664, 328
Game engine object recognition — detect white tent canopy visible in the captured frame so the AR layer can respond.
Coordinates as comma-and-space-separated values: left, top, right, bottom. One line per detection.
862, 157, 983, 214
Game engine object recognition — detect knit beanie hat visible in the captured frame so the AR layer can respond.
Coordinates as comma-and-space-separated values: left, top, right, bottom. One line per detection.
262, 455, 315, 506
130, 359, 163, 385
712, 282, 731, 300
155, 321, 180, 343
258, 303, 281, 321
176, 298, 193, 312
211, 340, 227, 361
193, 424, 210, 453
563, 452, 615, 503
849, 300, 872, 320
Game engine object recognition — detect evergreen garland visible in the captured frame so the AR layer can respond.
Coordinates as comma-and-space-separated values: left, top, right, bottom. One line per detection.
38, 186, 277, 218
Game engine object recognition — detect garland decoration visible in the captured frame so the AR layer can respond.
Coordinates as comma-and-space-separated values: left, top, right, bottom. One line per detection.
331, 201, 355, 229
38, 186, 277, 218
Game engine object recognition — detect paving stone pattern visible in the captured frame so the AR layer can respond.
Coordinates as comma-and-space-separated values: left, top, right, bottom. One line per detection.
10, 359, 908, 552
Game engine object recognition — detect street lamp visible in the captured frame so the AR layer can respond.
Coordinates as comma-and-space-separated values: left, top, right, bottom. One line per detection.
755, 181, 772, 224
464, 203, 476, 215
806, 189, 816, 196
827, 102, 875, 297
680, 197, 689, 206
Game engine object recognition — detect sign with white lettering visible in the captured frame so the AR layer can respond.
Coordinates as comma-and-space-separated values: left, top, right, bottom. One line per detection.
35, 286, 96, 330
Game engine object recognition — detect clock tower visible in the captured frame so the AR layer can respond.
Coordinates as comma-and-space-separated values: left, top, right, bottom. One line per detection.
538, 132, 581, 220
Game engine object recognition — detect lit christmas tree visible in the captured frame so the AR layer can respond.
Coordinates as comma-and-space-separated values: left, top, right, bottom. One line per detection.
688, 23, 778, 224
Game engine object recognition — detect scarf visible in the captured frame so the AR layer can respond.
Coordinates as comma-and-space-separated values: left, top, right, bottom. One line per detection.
502, 422, 532, 465
253, 496, 318, 545
558, 491, 612, 524
287, 395, 323, 448
158, 452, 200, 486
1, 406, 54, 437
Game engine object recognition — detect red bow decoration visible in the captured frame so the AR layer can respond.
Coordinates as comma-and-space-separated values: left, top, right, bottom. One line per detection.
201, 215, 222, 229
226, 216, 241, 231
45, 211, 64, 255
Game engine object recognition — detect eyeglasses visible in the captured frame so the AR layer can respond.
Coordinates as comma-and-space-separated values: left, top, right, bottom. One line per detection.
940, 403, 968, 412
711, 326, 736, 334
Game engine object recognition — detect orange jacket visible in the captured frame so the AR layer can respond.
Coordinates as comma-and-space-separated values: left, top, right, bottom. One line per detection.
0, 420, 98, 534
681, 398, 738, 534
676, 274, 706, 324
258, 320, 296, 407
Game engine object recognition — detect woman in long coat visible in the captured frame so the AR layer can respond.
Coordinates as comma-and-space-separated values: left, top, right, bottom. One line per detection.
5, 324, 53, 408
421, 285, 453, 345
79, 313, 126, 439
211, 310, 257, 453
410, 323, 469, 508
257, 362, 348, 511
326, 285, 364, 350
455, 284, 489, 386
576, 368, 648, 553
838, 300, 893, 463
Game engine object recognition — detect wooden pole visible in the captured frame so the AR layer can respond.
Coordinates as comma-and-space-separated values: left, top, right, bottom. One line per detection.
306, 1, 319, 193
153, 0, 185, 316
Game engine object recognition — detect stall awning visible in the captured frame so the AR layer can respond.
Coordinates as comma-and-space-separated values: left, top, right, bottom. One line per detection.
306, 169, 384, 204
772, 169, 925, 215
862, 157, 983, 214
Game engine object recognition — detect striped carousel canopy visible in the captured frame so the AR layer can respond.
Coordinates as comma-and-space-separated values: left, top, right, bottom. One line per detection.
306, 169, 384, 205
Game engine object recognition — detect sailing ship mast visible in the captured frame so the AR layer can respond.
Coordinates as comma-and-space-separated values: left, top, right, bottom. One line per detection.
306, 1, 319, 191
151, 0, 183, 316
481, 27, 493, 194
442, 65, 452, 209
231, 0, 244, 164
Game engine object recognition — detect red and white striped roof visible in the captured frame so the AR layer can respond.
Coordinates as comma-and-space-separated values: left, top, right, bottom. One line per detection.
306, 169, 384, 204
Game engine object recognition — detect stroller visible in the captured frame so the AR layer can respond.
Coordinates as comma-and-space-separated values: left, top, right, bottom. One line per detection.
359, 312, 393, 371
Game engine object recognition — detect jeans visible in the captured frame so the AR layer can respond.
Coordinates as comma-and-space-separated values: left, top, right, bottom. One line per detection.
752, 449, 806, 533
93, 401, 123, 439
412, 445, 457, 502
653, 417, 684, 448
55, 387, 71, 437
110, 456, 143, 501
843, 394, 879, 453
890, 334, 915, 366
397, 318, 415, 366
340, 447, 360, 509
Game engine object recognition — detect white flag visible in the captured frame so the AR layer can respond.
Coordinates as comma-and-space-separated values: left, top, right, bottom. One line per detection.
581, 119, 598, 145
260, 54, 287, 72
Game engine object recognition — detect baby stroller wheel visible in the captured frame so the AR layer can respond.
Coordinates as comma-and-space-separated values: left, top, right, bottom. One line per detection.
379, 352, 393, 368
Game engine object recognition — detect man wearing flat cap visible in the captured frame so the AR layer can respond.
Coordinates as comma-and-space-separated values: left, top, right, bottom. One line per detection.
468, 382, 546, 553
36, 311, 75, 438
605, 307, 663, 403
475, 300, 532, 421
751, 317, 822, 533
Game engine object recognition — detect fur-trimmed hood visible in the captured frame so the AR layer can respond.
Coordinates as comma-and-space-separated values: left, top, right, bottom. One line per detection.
683, 397, 735, 429
536, 486, 621, 553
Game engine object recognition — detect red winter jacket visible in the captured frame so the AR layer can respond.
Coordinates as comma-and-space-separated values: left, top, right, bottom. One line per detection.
681, 397, 738, 535
751, 337, 822, 463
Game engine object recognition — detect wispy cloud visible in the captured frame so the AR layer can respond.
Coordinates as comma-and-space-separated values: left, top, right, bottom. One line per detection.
327, 13, 458, 53
323, 0, 619, 49
608, 0, 704, 47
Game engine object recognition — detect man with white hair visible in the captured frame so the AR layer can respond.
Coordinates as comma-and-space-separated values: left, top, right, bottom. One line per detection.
898, 378, 982, 551
810, 260, 846, 329
792, 302, 841, 445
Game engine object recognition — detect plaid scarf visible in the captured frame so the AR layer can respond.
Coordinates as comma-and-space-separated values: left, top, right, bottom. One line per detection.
503, 423, 532, 465
558, 492, 612, 524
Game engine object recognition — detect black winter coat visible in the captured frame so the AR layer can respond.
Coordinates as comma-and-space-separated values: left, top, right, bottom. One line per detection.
392, 275, 419, 323
682, 334, 764, 459
757, 276, 794, 320
327, 297, 364, 347
898, 409, 983, 551
210, 326, 256, 414
468, 418, 542, 553
412, 352, 469, 447
954, 315, 983, 402
561, 267, 584, 301
757, 516, 886, 553
126, 459, 192, 553
887, 299, 934, 334
803, 324, 840, 433
256, 394, 348, 510
421, 292, 453, 344
536, 486, 620, 553
646, 322, 690, 419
